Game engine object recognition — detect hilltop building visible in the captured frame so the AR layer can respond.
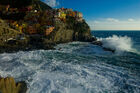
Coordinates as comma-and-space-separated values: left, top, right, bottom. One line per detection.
53, 7, 83, 22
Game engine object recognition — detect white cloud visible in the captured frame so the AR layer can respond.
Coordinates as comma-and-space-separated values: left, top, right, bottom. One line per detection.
128, 18, 134, 22
44, 0, 59, 7
87, 18, 140, 30
106, 18, 119, 22
93, 21, 100, 23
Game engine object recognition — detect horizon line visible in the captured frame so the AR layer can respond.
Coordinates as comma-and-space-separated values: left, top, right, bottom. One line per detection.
91, 30, 140, 31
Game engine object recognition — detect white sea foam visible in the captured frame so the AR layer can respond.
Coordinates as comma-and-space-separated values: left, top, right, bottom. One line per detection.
0, 42, 140, 93
98, 35, 139, 54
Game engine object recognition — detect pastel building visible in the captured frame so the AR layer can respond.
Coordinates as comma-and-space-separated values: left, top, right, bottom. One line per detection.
45, 26, 55, 36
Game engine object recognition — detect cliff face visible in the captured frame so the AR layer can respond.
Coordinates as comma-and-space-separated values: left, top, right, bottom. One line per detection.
0, 18, 93, 53
0, 19, 29, 53
0, 0, 95, 53
43, 18, 93, 44
28, 19, 93, 51
72, 21, 92, 42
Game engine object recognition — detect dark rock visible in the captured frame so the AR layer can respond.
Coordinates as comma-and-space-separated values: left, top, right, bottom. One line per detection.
91, 41, 115, 53
72, 21, 93, 42
17, 81, 27, 93
103, 47, 115, 53
91, 41, 103, 46
6, 39, 17, 45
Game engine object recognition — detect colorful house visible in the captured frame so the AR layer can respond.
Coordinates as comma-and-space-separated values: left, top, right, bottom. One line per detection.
45, 26, 55, 36
76, 12, 83, 22
67, 11, 76, 17
77, 12, 83, 18
19, 26, 23, 33
60, 11, 66, 19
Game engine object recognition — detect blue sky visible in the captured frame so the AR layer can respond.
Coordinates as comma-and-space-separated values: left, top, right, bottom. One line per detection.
42, 0, 140, 30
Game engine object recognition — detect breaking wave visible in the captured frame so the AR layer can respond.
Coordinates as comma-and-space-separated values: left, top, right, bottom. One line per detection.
0, 41, 140, 93
98, 35, 139, 54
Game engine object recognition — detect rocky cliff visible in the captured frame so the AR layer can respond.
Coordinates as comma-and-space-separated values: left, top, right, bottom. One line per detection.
0, 0, 95, 53
0, 19, 94, 53
0, 19, 29, 53
44, 18, 93, 43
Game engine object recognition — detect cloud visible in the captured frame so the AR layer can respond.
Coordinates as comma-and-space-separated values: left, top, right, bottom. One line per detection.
43, 0, 59, 7
106, 18, 119, 22
128, 18, 134, 22
93, 21, 100, 23
87, 18, 140, 30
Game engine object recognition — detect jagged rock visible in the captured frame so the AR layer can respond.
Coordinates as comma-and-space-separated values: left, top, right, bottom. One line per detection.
91, 41, 103, 46
103, 47, 115, 53
73, 21, 93, 42
47, 18, 94, 43
0, 77, 27, 93
91, 41, 115, 53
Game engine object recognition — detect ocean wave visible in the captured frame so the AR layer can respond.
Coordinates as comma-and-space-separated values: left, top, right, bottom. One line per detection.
98, 35, 140, 54
0, 42, 140, 93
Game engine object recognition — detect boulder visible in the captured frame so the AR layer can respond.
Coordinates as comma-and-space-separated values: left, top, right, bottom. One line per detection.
91, 41, 115, 53
91, 41, 103, 46
0, 77, 27, 93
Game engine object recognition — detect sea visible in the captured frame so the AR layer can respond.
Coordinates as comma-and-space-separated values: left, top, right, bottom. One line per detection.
0, 31, 140, 93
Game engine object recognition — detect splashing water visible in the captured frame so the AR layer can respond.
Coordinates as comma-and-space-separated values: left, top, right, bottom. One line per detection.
0, 41, 140, 93
0, 31, 140, 93
98, 35, 138, 53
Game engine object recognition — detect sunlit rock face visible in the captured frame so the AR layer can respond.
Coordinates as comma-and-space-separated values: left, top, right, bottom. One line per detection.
0, 77, 27, 93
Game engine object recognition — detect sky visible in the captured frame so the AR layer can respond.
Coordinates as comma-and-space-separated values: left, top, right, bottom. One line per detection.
42, 0, 140, 30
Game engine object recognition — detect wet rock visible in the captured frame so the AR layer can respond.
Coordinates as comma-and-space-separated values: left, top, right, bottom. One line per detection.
0, 77, 27, 93
91, 41, 115, 53
91, 41, 103, 46
103, 47, 115, 53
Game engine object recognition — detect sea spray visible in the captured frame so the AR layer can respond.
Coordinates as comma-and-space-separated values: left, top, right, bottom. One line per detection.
0, 41, 140, 93
98, 35, 135, 53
